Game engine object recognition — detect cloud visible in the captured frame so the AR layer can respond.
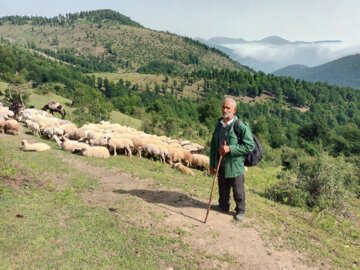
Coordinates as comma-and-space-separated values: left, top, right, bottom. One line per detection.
222, 41, 360, 71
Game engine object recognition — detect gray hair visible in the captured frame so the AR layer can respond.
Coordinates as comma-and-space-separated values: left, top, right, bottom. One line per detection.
223, 97, 237, 108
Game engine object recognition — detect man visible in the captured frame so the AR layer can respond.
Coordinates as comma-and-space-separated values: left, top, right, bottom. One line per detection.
209, 98, 255, 221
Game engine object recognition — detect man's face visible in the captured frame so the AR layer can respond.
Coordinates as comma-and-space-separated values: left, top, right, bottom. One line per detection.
221, 100, 236, 121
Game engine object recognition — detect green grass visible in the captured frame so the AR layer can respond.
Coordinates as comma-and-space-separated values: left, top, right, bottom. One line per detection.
0, 135, 227, 269
85, 155, 360, 269
0, 81, 8, 93
0, 132, 359, 269
110, 111, 142, 130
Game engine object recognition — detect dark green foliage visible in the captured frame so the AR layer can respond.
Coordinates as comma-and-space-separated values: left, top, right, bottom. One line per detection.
0, 10, 143, 28
137, 61, 178, 75
30, 46, 116, 73
0, 44, 112, 124
266, 152, 357, 210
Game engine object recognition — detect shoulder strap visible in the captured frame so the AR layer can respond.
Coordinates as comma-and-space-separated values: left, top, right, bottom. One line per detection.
233, 119, 241, 140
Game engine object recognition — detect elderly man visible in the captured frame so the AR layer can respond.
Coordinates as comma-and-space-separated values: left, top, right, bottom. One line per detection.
209, 97, 255, 221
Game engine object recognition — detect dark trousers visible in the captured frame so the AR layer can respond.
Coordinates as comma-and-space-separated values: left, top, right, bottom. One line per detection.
218, 167, 245, 214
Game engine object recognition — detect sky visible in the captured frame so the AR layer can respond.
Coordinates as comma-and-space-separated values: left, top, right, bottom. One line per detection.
1, 0, 360, 43
1, 0, 360, 71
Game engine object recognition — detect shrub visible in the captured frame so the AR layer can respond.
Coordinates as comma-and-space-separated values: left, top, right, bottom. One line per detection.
265, 171, 308, 207
297, 153, 347, 210
262, 141, 281, 166
280, 146, 306, 170
265, 151, 353, 210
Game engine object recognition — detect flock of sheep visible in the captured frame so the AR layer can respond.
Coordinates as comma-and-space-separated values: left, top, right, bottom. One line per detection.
0, 105, 210, 176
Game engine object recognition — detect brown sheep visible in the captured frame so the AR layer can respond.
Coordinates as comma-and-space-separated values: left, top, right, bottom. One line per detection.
0, 118, 5, 134
173, 162, 195, 176
4, 119, 21, 135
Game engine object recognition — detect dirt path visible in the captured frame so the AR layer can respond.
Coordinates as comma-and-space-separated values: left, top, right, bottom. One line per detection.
63, 157, 318, 270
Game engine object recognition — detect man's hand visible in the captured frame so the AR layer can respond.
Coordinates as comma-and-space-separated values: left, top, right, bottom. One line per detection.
219, 145, 230, 156
210, 167, 216, 175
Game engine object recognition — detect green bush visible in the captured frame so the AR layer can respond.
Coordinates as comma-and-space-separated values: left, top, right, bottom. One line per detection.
265, 151, 354, 210
265, 171, 308, 207
262, 141, 281, 166
280, 146, 306, 170
297, 153, 347, 210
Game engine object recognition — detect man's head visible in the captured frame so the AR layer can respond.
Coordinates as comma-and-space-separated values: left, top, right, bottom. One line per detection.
221, 98, 237, 122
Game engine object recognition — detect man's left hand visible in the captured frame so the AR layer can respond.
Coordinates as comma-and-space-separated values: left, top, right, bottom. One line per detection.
219, 145, 230, 156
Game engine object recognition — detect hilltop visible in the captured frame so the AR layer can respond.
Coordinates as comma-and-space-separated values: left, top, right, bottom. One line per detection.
0, 9, 240, 73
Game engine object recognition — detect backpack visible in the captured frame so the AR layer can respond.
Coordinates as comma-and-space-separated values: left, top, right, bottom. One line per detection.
233, 119, 263, 166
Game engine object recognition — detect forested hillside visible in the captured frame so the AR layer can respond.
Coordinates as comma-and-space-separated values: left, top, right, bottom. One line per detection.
0, 10, 359, 212
274, 54, 360, 88
0, 10, 239, 73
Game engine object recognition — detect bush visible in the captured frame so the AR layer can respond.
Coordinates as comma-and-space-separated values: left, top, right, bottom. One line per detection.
265, 151, 354, 210
265, 171, 308, 207
262, 141, 281, 166
280, 146, 306, 170
297, 153, 347, 210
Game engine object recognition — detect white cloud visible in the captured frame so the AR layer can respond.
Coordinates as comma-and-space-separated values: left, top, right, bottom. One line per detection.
223, 41, 360, 71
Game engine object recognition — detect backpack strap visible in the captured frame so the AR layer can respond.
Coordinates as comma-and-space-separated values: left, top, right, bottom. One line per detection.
233, 119, 241, 141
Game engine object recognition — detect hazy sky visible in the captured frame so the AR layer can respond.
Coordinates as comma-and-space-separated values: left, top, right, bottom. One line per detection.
1, 0, 360, 43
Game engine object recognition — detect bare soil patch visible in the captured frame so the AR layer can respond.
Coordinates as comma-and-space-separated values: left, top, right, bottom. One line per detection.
62, 157, 321, 270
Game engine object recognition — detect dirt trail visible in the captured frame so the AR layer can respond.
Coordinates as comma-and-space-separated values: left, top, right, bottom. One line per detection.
63, 157, 318, 270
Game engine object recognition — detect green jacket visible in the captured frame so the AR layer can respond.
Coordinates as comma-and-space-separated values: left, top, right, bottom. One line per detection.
210, 116, 255, 178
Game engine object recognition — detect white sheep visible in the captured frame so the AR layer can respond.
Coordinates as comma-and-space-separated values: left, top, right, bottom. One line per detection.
142, 143, 168, 163
42, 126, 64, 139
25, 119, 41, 137
20, 140, 51, 152
80, 146, 110, 158
53, 135, 90, 153
107, 137, 133, 157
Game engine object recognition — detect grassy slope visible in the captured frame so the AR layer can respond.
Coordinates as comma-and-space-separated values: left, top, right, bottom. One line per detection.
0, 132, 358, 269
0, 21, 238, 71
0, 136, 203, 269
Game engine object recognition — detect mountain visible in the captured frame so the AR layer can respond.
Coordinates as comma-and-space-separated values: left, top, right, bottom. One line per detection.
274, 54, 360, 89
197, 35, 347, 73
0, 10, 240, 73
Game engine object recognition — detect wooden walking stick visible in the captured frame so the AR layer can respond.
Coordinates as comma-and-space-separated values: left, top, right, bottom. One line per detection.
204, 141, 226, 224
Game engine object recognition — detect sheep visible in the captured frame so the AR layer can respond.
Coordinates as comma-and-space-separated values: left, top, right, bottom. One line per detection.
182, 143, 205, 153
166, 147, 183, 165
172, 162, 195, 176
53, 135, 90, 153
4, 119, 21, 135
42, 126, 64, 139
142, 143, 168, 163
20, 140, 51, 152
88, 136, 109, 147
80, 146, 110, 158
107, 137, 134, 157
191, 154, 210, 171
0, 118, 5, 134
166, 147, 192, 166
25, 119, 41, 137
60, 123, 78, 139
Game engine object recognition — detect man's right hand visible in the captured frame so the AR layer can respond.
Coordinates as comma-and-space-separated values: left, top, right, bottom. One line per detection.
210, 167, 216, 175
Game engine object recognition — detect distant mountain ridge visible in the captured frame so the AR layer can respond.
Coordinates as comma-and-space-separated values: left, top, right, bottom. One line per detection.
204, 35, 341, 45
274, 54, 360, 89
197, 35, 345, 73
